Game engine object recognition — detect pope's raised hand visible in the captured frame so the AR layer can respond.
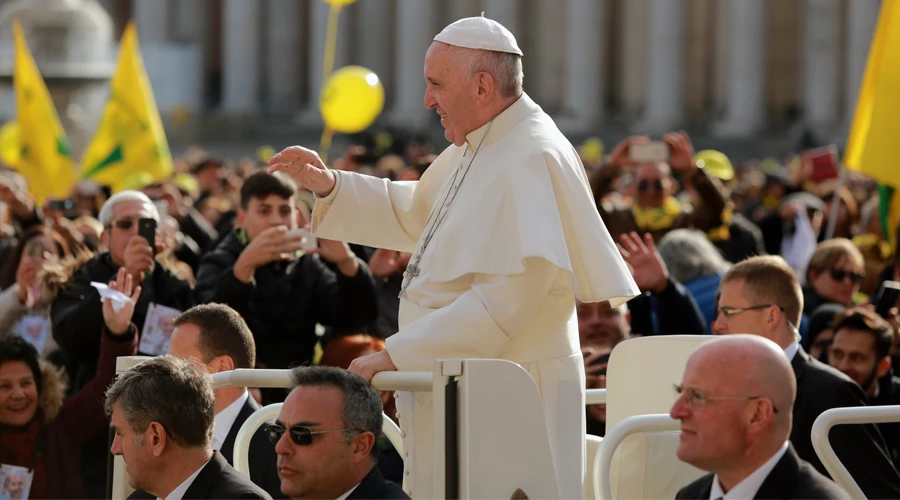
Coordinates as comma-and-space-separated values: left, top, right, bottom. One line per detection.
267, 146, 336, 197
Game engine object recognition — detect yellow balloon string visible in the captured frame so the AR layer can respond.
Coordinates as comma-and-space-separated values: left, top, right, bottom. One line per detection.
320, 3, 341, 163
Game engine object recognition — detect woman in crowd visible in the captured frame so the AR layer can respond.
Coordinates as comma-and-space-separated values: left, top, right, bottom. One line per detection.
804, 238, 866, 314
0, 271, 138, 499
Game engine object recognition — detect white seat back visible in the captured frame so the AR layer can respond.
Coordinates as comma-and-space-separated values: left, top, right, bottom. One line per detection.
604, 335, 712, 499
585, 435, 603, 499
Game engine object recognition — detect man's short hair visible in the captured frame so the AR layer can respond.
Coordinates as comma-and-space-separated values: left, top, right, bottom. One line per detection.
104, 356, 215, 448
289, 366, 383, 458
452, 48, 523, 99
173, 303, 256, 369
721, 255, 803, 327
807, 238, 865, 279
833, 307, 894, 360
240, 171, 297, 209
98, 190, 160, 227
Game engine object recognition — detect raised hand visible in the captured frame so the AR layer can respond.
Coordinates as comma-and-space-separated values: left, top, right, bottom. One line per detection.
368, 248, 404, 278
102, 267, 142, 336
662, 130, 696, 172
233, 226, 305, 283
617, 231, 670, 293
123, 235, 156, 284
267, 146, 336, 197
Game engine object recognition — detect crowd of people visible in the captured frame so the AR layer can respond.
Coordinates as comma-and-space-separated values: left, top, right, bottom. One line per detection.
0, 124, 898, 498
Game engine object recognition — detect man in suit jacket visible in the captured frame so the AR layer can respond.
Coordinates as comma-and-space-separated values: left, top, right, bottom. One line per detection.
167, 303, 284, 498
106, 356, 270, 499
273, 366, 409, 500
714, 256, 900, 498
672, 335, 846, 499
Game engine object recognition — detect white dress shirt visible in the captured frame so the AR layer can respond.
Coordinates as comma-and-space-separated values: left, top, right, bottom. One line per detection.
212, 390, 249, 452
784, 341, 800, 362
157, 457, 212, 500
335, 482, 361, 500
710, 441, 789, 500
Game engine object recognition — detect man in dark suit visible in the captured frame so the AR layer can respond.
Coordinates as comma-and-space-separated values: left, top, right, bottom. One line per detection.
272, 366, 409, 500
167, 303, 284, 498
714, 256, 900, 498
105, 356, 270, 499
672, 335, 846, 499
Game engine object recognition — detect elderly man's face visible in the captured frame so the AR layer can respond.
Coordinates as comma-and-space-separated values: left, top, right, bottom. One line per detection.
101, 199, 156, 267
577, 301, 629, 349
6, 473, 25, 498
670, 352, 751, 471
423, 42, 478, 147
109, 403, 156, 493
274, 386, 365, 499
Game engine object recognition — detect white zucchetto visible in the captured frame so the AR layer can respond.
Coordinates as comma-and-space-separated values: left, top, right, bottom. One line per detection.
433, 13, 523, 56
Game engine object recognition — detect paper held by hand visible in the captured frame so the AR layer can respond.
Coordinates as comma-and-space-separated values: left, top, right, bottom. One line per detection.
90, 281, 132, 312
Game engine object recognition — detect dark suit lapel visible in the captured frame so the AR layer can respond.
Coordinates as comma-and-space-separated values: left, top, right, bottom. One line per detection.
346, 467, 384, 500
219, 396, 260, 463
181, 452, 226, 499
697, 475, 714, 500
753, 446, 800, 500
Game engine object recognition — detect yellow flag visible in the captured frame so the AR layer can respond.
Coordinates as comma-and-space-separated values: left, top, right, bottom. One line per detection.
11, 20, 77, 203
844, 0, 900, 184
81, 22, 172, 190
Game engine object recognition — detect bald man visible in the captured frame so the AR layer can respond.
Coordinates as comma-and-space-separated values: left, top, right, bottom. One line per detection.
673, 335, 847, 499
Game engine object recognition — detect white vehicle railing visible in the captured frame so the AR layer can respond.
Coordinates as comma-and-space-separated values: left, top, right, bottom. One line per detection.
592, 414, 680, 500
812, 405, 900, 500
586, 388, 606, 405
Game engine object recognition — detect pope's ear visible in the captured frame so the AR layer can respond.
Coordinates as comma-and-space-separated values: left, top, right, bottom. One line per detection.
474, 71, 495, 102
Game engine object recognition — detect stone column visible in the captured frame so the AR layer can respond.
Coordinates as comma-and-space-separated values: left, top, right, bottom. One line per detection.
173, 0, 209, 43
636, 0, 686, 133
558, 0, 607, 132
265, 0, 303, 114
221, 0, 261, 113
133, 0, 168, 44
387, 0, 435, 128
802, 0, 843, 133
618, 0, 647, 122
530, 0, 564, 112
845, 0, 881, 120
712, 0, 767, 137
298, 0, 352, 125
483, 0, 521, 34
356, 0, 392, 100
448, 0, 481, 21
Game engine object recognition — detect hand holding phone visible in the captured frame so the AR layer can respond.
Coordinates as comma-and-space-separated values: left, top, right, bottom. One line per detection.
875, 280, 900, 319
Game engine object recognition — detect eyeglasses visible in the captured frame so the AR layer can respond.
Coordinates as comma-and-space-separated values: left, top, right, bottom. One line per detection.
827, 268, 864, 284
111, 219, 136, 231
674, 384, 779, 413
716, 304, 779, 318
265, 423, 359, 446
637, 179, 664, 192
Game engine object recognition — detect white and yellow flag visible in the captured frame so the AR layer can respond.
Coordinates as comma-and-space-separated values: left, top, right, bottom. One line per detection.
11, 20, 78, 203
81, 21, 172, 191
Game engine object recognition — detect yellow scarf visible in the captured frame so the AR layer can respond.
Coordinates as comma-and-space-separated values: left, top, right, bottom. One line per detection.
708, 207, 733, 242
632, 197, 682, 231
852, 233, 892, 261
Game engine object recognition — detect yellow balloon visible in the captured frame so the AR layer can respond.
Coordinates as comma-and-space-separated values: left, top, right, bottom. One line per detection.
320, 66, 385, 134
0, 121, 20, 167
323, 0, 357, 6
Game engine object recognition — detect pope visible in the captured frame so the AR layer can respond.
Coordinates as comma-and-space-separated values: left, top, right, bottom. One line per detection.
268, 15, 639, 499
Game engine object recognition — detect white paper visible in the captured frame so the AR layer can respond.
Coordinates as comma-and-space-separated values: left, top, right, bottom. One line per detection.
90, 282, 132, 313
0, 464, 33, 500
12, 315, 50, 355
139, 303, 182, 356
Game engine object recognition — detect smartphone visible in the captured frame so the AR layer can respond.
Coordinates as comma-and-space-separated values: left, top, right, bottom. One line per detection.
138, 218, 156, 247
49, 199, 73, 211
629, 141, 670, 163
875, 280, 900, 318
806, 145, 839, 183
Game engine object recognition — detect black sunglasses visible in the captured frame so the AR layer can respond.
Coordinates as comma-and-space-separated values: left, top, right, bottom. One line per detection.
111, 219, 136, 230
637, 179, 664, 192
828, 268, 864, 284
266, 423, 358, 446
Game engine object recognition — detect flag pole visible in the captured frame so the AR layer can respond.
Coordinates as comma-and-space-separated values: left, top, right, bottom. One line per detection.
825, 167, 848, 240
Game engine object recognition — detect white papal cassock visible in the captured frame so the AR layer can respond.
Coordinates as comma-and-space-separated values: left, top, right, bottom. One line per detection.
312, 93, 638, 498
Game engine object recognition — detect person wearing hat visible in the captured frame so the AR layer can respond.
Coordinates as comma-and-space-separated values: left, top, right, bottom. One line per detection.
268, 14, 639, 499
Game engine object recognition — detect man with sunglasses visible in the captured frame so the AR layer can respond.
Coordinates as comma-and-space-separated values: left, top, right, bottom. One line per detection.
589, 133, 728, 244
714, 255, 900, 498
271, 366, 409, 500
672, 335, 845, 499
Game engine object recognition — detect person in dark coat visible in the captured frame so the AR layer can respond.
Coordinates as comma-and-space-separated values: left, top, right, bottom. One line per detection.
672, 335, 846, 500
714, 256, 900, 499
107, 356, 269, 500
0, 270, 139, 499
273, 367, 410, 500
195, 172, 378, 374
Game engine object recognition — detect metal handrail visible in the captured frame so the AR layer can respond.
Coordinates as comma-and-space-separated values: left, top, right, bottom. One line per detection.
811, 405, 900, 500
593, 414, 680, 500
210, 368, 433, 392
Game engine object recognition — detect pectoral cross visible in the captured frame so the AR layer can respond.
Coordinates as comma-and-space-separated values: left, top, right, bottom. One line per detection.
399, 256, 422, 299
